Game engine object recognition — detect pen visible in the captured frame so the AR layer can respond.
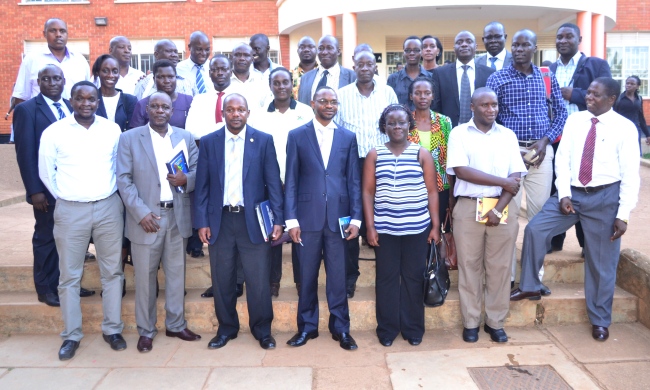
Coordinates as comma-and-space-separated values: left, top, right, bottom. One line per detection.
299, 241, 304, 247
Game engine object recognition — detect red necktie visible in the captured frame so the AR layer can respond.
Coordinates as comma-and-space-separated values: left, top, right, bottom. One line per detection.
215, 92, 225, 123
578, 117, 599, 186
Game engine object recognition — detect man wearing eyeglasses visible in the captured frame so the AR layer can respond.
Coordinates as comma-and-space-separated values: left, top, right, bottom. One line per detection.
387, 36, 432, 107
475, 22, 513, 71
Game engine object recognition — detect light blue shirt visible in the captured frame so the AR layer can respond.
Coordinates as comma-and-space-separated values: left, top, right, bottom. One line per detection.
554, 51, 583, 116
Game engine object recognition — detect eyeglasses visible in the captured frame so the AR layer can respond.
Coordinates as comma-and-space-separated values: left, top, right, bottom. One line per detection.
316, 99, 339, 106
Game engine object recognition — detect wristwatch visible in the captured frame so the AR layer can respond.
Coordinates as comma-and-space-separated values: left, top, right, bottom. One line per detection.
621, 219, 628, 224
492, 208, 503, 219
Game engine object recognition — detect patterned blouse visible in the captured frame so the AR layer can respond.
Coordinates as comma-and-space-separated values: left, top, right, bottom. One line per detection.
407, 110, 452, 191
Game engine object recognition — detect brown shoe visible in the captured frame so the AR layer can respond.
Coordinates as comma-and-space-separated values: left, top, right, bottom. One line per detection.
270, 283, 280, 297
509, 288, 541, 301
166, 328, 201, 341
137, 336, 153, 353
592, 325, 609, 341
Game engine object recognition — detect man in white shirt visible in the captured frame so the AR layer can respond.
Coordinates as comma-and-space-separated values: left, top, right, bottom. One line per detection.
511, 78, 640, 343
109, 36, 144, 95
133, 40, 197, 100
12, 18, 90, 105
38, 81, 126, 361
176, 31, 213, 95
475, 22, 513, 71
230, 43, 266, 110
250, 34, 280, 86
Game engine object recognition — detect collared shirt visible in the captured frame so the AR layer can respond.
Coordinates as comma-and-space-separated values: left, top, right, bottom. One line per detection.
38, 115, 121, 202
555, 109, 640, 221
133, 73, 198, 100
311, 63, 342, 99
554, 51, 583, 116
447, 119, 527, 198
485, 49, 508, 71
115, 66, 145, 95
486, 64, 568, 142
386, 65, 432, 105
248, 99, 314, 182
292, 62, 319, 99
230, 72, 267, 110
13, 48, 91, 100
455, 59, 477, 98
149, 125, 175, 202
223, 126, 246, 207
334, 80, 398, 157
251, 58, 280, 85
42, 94, 71, 119
176, 58, 214, 94
185, 84, 243, 139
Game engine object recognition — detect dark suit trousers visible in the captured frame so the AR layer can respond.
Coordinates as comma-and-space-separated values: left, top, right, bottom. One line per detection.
33, 204, 59, 295
297, 225, 350, 334
345, 157, 365, 288
209, 210, 273, 340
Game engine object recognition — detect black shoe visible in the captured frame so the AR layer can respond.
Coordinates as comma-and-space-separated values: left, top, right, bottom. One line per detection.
378, 337, 393, 347
38, 293, 60, 307
201, 286, 214, 298
405, 337, 422, 346
462, 327, 479, 343
346, 283, 356, 299
85, 252, 96, 261
208, 334, 237, 349
510, 288, 542, 301
103, 333, 127, 351
122, 279, 126, 298
332, 333, 358, 350
484, 324, 508, 343
58, 340, 80, 361
190, 250, 205, 258
270, 283, 280, 298
540, 284, 552, 296
259, 336, 276, 350
236, 283, 244, 298
295, 283, 301, 297
551, 245, 563, 252
510, 281, 515, 289
80, 287, 95, 297
287, 331, 319, 347
581, 248, 585, 258
592, 325, 609, 341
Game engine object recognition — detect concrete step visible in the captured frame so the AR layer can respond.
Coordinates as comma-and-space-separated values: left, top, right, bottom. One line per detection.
0, 283, 636, 335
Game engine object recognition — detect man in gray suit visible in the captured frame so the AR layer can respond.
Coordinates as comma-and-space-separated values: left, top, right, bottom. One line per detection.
117, 92, 201, 353
475, 22, 513, 71
297, 35, 356, 105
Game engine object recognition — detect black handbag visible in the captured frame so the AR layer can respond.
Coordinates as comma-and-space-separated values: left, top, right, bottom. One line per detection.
423, 243, 450, 307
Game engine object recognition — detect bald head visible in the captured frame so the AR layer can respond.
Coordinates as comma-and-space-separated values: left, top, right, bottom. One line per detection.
188, 31, 210, 65
109, 36, 132, 66
154, 39, 179, 64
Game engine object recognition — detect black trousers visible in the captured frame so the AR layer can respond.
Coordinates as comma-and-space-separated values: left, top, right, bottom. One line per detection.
550, 140, 585, 248
269, 243, 300, 284
33, 204, 60, 295
209, 210, 273, 340
374, 229, 428, 340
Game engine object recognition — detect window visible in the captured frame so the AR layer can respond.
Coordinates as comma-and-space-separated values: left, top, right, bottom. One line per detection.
128, 39, 186, 74
212, 36, 281, 65
607, 33, 650, 96
385, 52, 402, 75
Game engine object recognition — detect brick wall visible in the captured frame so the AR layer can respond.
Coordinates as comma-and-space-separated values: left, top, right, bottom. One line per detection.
2, 0, 279, 135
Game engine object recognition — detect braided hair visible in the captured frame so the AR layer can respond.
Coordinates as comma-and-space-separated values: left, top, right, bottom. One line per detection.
378, 104, 416, 134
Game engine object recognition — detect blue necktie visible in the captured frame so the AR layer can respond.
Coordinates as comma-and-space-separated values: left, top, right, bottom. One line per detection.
195, 64, 206, 94
489, 57, 498, 70
53, 102, 66, 120
459, 65, 472, 124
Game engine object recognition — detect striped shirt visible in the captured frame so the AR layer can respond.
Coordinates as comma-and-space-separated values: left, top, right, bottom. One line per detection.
335, 80, 399, 157
373, 143, 430, 235
554, 51, 582, 116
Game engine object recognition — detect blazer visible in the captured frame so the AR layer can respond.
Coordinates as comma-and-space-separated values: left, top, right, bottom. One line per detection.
13, 94, 72, 204
549, 53, 612, 111
193, 125, 284, 245
431, 62, 496, 127
284, 121, 362, 233
475, 51, 513, 69
116, 125, 198, 245
297, 66, 357, 105
96, 89, 138, 131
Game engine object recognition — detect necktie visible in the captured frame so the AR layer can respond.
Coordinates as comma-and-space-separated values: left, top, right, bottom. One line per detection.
578, 118, 599, 186
215, 92, 225, 123
489, 57, 498, 70
52, 102, 66, 120
195, 64, 206, 94
459, 65, 472, 124
317, 70, 329, 89
227, 136, 241, 206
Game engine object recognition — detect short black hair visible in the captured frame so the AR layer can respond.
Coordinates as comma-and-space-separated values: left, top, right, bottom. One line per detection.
407, 76, 435, 105
250, 33, 270, 46
152, 59, 176, 76
558, 23, 580, 37
403, 35, 422, 48
313, 85, 336, 101
70, 80, 98, 98
378, 104, 415, 134
421, 35, 443, 63
91, 54, 118, 80
269, 67, 292, 86
211, 54, 231, 68
594, 77, 621, 98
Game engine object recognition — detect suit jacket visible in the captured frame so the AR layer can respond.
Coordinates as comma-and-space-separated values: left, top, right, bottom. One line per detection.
475, 51, 513, 69
96, 89, 137, 131
432, 62, 496, 127
549, 53, 612, 111
116, 125, 198, 245
13, 94, 73, 204
194, 125, 284, 245
284, 121, 362, 233
297, 66, 357, 105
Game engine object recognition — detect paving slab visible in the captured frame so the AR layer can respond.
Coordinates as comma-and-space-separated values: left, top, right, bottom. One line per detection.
0, 368, 108, 390
205, 367, 312, 390
166, 332, 265, 367
96, 367, 210, 390
314, 365, 392, 390
0, 334, 94, 367
584, 362, 650, 390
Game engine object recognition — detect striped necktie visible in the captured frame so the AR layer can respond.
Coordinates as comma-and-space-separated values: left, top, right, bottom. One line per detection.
52, 102, 66, 120
578, 118, 599, 186
195, 64, 207, 94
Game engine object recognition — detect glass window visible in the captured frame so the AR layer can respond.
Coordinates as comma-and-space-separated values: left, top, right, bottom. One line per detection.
608, 46, 649, 96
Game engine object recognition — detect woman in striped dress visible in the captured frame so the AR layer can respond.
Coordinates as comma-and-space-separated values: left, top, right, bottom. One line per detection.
362, 104, 440, 347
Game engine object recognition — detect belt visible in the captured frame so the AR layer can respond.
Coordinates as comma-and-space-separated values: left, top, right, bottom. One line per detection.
571, 181, 619, 194
458, 196, 480, 201
223, 205, 244, 213
69, 192, 114, 204
518, 139, 539, 147
159, 201, 174, 209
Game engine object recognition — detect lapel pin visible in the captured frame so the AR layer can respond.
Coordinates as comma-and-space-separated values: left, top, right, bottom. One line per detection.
250, 138, 254, 142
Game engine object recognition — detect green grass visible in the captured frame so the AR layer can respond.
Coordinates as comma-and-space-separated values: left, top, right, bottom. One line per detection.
643, 153, 650, 159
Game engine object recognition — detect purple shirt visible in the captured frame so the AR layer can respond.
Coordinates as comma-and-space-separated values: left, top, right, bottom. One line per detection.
129, 93, 193, 129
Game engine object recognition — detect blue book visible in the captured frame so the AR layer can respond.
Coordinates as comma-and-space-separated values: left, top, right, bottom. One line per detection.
255, 200, 275, 242
339, 216, 351, 239
165, 150, 189, 193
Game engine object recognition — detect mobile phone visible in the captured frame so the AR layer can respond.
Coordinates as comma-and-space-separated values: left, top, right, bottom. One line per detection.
523, 149, 539, 164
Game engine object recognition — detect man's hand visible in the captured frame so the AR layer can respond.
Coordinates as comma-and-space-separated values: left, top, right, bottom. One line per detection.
198, 227, 211, 244
560, 86, 573, 101
345, 225, 360, 241
611, 219, 628, 241
140, 212, 161, 233
289, 227, 302, 244
366, 226, 379, 247
559, 197, 575, 215
428, 227, 441, 244
501, 177, 521, 195
167, 171, 187, 187
270, 224, 283, 241
30, 192, 49, 213
527, 137, 550, 168
482, 209, 501, 227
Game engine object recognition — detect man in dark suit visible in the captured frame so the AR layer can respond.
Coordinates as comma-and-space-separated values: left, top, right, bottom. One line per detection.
285, 86, 362, 351
432, 31, 496, 127
297, 35, 356, 105
475, 21, 513, 71
194, 93, 284, 350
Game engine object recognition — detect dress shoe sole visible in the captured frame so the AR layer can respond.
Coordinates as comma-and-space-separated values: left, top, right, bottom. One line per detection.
207, 335, 237, 349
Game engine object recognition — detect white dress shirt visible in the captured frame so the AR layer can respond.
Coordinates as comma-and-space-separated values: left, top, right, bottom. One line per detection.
447, 119, 528, 198
230, 73, 267, 110
38, 115, 121, 202
484, 49, 508, 71
555, 109, 640, 221
455, 59, 477, 98
311, 63, 341, 99
250, 59, 280, 86
102, 93, 120, 123
223, 126, 246, 207
554, 51, 583, 116
13, 48, 91, 100
149, 125, 175, 202
185, 84, 244, 139
115, 66, 145, 95
42, 94, 71, 119
133, 73, 198, 100
176, 58, 214, 93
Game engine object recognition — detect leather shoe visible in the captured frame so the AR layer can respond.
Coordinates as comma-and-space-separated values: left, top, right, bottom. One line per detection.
201, 286, 213, 298
405, 337, 422, 346
207, 334, 237, 349
332, 332, 358, 350
190, 250, 204, 258
462, 327, 479, 343
236, 283, 244, 298
378, 337, 393, 347
137, 336, 153, 353
540, 284, 552, 296
270, 283, 280, 298
58, 340, 79, 361
103, 333, 127, 351
287, 331, 319, 347
484, 324, 508, 343
166, 328, 201, 341
38, 293, 60, 307
510, 288, 541, 301
259, 336, 276, 349
346, 284, 356, 299
80, 287, 95, 297
592, 325, 609, 341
